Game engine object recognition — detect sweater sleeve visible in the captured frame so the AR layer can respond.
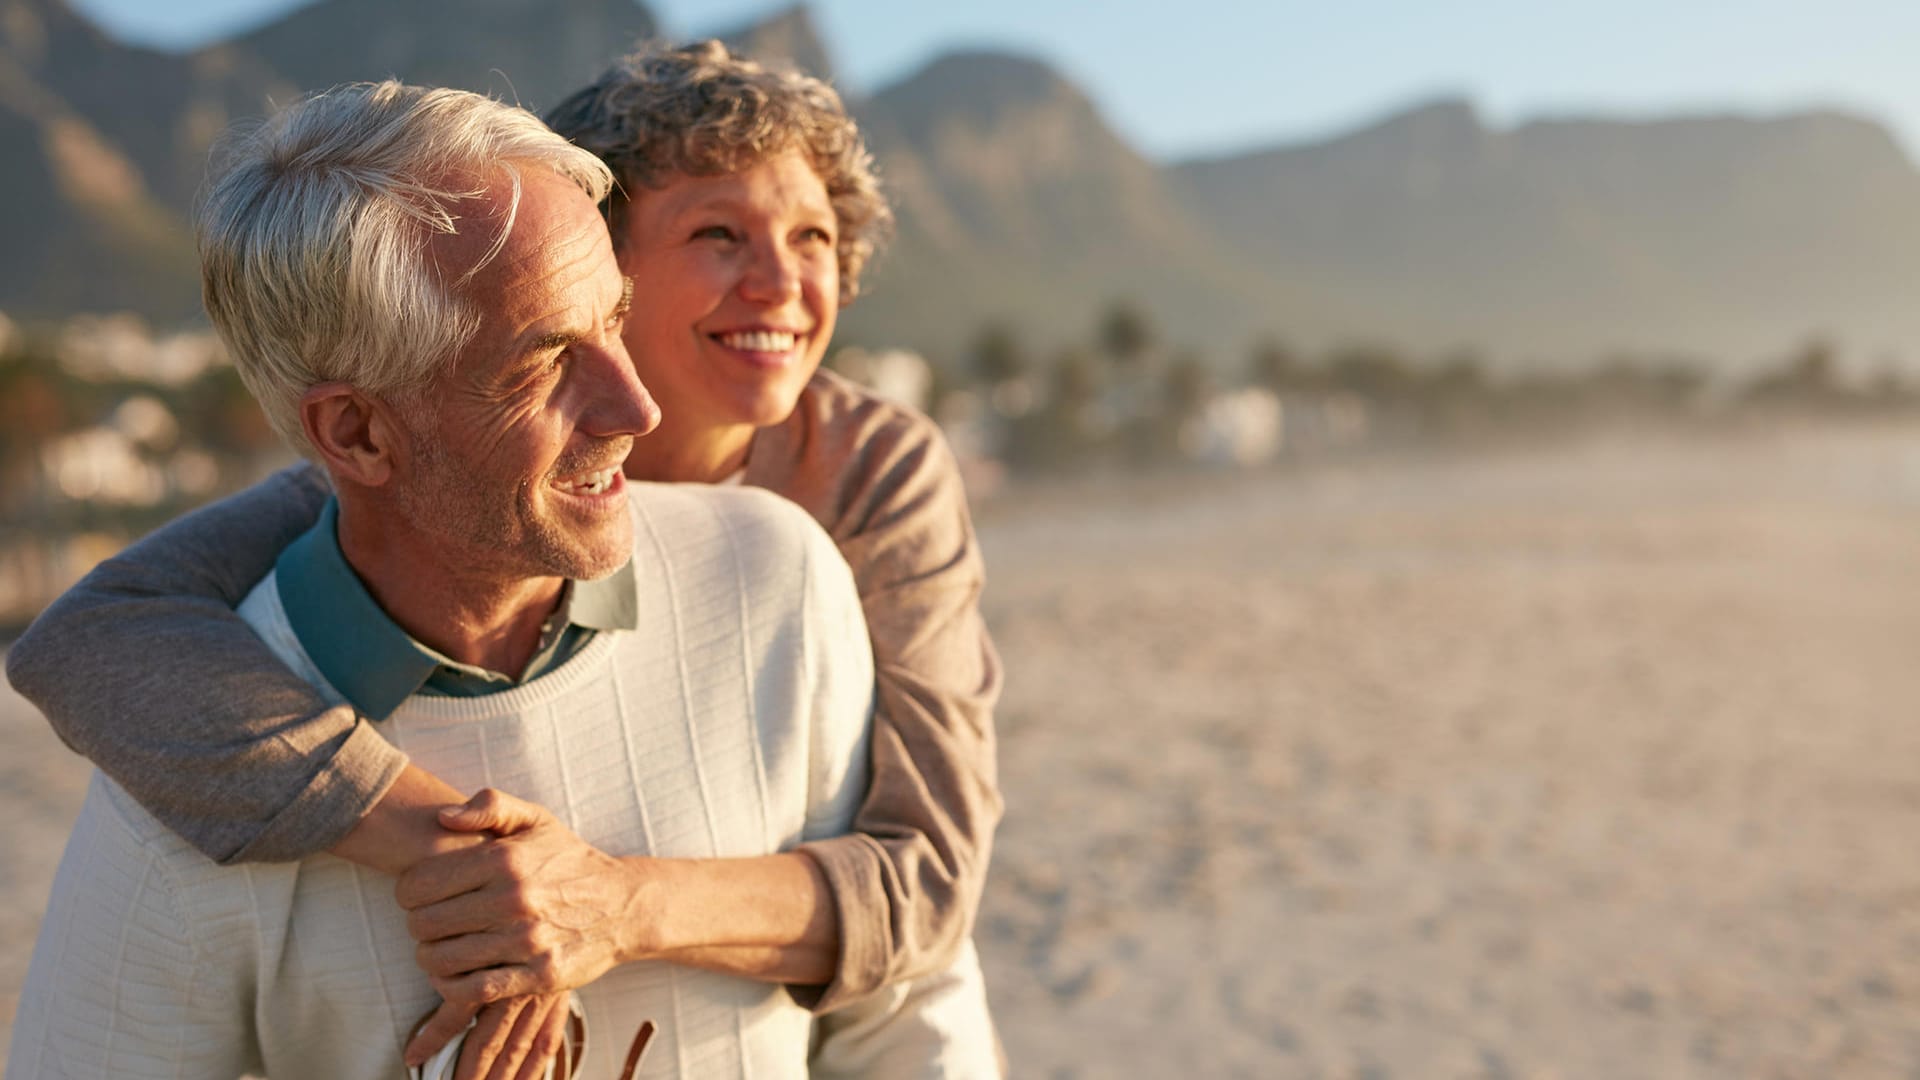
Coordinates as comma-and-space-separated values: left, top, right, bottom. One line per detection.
756, 373, 1004, 1012
5, 776, 261, 1078
3, 462, 408, 864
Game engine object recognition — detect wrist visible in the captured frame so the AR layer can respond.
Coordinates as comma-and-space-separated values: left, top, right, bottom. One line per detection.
329, 766, 477, 876
614, 854, 672, 964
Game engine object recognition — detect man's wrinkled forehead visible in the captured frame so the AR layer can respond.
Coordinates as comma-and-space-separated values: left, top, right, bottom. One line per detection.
421, 169, 521, 288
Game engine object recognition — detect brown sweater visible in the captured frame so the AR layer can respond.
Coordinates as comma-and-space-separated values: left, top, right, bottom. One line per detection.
5, 368, 1002, 1009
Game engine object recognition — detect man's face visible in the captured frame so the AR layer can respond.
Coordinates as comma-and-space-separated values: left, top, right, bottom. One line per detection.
614, 148, 840, 440
395, 168, 658, 582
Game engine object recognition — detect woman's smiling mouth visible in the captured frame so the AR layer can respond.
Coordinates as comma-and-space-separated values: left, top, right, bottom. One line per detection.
715, 329, 803, 355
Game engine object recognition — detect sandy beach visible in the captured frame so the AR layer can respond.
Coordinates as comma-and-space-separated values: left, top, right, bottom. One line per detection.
6, 422, 1920, 1077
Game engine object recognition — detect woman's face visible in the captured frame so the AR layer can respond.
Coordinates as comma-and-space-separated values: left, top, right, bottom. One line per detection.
614, 148, 840, 450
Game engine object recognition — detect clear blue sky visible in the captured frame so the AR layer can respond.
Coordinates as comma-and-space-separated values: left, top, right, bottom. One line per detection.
64, 0, 1920, 163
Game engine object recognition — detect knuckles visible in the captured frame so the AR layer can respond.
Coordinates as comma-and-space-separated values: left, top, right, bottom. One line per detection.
473, 970, 514, 1004
507, 924, 541, 954
499, 886, 538, 919
527, 1027, 562, 1062
525, 961, 562, 995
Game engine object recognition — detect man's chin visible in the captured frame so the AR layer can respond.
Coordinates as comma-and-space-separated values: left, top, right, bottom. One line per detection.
572, 551, 632, 581
551, 522, 634, 582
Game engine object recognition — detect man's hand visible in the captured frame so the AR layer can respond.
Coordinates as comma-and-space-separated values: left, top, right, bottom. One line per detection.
396, 789, 650, 1007
462, 995, 573, 1080
405, 992, 575, 1080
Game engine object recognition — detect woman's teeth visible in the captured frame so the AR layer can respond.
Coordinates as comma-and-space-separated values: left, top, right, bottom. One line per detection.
558, 468, 617, 495
719, 330, 797, 352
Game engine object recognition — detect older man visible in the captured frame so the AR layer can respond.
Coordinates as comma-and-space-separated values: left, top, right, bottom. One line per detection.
6, 81, 992, 1079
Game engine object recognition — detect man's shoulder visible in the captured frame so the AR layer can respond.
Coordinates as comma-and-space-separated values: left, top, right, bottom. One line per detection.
625, 481, 825, 544
617, 482, 864, 659
625, 482, 844, 581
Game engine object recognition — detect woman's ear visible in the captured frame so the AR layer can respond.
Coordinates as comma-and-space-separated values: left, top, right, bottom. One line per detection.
299, 382, 398, 488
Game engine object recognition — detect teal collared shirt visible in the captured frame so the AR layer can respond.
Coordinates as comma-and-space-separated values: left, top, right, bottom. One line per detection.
274, 499, 637, 720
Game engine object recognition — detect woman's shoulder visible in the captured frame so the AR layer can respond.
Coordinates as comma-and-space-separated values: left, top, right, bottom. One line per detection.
788, 367, 945, 454
749, 369, 963, 533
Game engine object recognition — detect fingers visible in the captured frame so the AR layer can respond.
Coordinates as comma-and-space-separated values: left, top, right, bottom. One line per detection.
405, 997, 478, 1069
407, 888, 523, 945
440, 788, 550, 837
509, 996, 573, 1080
396, 841, 515, 911
452, 999, 524, 1080
432, 966, 543, 1010
417, 930, 538, 980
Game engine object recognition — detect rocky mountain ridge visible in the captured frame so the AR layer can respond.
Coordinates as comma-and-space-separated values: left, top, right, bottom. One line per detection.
5, 0, 1916, 374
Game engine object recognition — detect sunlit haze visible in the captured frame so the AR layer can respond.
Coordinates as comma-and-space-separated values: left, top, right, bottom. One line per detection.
64, 0, 1920, 163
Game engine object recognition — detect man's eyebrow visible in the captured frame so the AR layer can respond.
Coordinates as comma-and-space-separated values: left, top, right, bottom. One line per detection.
523, 329, 578, 354
514, 279, 632, 358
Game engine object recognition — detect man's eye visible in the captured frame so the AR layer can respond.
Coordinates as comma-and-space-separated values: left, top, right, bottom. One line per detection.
693, 225, 736, 242
608, 279, 635, 330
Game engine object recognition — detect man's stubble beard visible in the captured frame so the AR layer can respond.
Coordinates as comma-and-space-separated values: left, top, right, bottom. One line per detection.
393, 421, 630, 584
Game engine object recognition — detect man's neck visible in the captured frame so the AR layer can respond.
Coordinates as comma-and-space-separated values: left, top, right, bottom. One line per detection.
333, 498, 563, 679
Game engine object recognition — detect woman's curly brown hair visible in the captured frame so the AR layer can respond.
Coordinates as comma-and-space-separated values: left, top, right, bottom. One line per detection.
544, 40, 892, 304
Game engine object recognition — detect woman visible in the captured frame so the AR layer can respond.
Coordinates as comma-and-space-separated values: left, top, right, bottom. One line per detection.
7, 42, 1001, 1078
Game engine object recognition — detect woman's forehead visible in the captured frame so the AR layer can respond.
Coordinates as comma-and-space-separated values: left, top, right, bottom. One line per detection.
628, 151, 832, 221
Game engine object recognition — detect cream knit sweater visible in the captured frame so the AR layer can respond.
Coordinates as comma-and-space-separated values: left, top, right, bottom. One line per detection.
12, 485, 880, 1079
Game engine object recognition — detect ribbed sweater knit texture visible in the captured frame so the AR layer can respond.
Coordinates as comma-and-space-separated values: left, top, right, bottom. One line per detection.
9, 485, 873, 1079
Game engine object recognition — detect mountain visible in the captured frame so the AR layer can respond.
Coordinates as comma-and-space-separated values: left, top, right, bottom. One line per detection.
234, 0, 656, 116
842, 50, 1350, 366
1, 0, 292, 208
0, 77, 199, 320
0, 0, 660, 324
0, 4, 205, 320
718, 3, 837, 85
1173, 98, 1920, 367
6, 0, 1920, 376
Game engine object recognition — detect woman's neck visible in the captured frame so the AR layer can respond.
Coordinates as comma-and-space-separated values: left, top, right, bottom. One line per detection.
621, 417, 756, 483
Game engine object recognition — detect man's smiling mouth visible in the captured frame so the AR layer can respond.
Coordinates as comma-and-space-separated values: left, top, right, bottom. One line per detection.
554, 467, 620, 495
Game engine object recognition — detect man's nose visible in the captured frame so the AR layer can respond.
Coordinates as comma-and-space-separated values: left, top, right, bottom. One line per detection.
582, 336, 661, 438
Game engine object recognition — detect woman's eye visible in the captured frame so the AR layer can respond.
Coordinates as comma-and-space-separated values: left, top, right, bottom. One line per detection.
693, 225, 736, 242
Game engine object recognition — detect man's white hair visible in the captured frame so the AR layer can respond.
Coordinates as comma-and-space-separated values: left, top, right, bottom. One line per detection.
198, 81, 615, 457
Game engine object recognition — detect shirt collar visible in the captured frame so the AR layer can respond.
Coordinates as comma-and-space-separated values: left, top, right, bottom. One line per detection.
274, 498, 636, 720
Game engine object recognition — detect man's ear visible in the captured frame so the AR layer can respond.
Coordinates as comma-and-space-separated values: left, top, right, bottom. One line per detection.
299, 382, 400, 487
